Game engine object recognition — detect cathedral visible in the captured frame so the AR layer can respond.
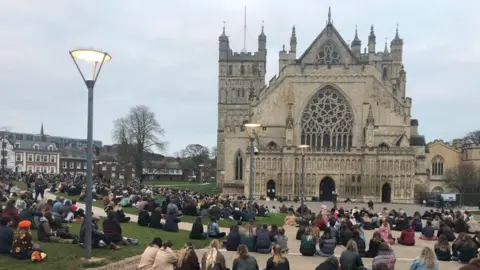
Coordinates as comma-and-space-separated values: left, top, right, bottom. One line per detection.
216, 10, 429, 203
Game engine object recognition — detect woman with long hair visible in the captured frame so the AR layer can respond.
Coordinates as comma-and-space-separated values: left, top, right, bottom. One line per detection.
190, 217, 207, 240
138, 237, 162, 270
152, 240, 177, 270
177, 242, 200, 270
265, 244, 290, 270
410, 247, 439, 270
372, 242, 396, 270
232, 244, 259, 270
299, 227, 317, 256
434, 235, 451, 261
201, 240, 226, 270
240, 223, 255, 252
339, 240, 364, 270
378, 219, 394, 245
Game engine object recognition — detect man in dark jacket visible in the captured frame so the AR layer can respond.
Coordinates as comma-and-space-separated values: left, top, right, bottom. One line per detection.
255, 224, 273, 253
34, 175, 46, 201
163, 212, 180, 232
18, 204, 42, 230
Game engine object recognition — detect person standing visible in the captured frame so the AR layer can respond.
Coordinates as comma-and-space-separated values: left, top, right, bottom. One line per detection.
34, 174, 46, 201
332, 191, 337, 208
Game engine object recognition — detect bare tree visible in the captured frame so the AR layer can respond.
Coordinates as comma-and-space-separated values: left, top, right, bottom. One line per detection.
465, 130, 480, 144
445, 161, 480, 193
210, 146, 217, 159
181, 144, 209, 181
112, 105, 166, 182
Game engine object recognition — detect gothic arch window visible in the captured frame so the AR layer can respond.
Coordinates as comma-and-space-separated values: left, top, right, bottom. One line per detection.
228, 65, 233, 75
378, 143, 389, 150
301, 86, 354, 151
267, 141, 278, 150
240, 65, 245, 75
234, 151, 243, 180
316, 41, 341, 65
431, 155, 444, 176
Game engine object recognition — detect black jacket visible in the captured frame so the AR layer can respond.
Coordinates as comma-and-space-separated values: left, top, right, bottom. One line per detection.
266, 256, 290, 270
137, 210, 150, 227
189, 222, 205, 239
149, 211, 163, 229
0, 226, 13, 253
315, 261, 338, 270
18, 208, 42, 230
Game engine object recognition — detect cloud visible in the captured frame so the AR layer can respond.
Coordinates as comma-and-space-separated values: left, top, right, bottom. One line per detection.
0, 0, 479, 153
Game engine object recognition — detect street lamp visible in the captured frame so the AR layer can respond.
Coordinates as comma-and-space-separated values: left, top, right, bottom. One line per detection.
298, 144, 309, 218
69, 48, 111, 259
244, 122, 260, 216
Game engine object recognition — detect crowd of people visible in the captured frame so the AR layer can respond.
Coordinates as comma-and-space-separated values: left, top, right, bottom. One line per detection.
2, 172, 480, 269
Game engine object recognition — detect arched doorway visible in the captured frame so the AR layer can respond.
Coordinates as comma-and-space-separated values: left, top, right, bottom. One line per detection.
266, 180, 276, 199
432, 186, 444, 193
381, 183, 391, 203
319, 177, 335, 201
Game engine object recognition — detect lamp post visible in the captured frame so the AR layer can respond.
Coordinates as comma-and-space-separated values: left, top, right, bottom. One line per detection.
298, 144, 309, 218
69, 48, 111, 259
244, 123, 260, 216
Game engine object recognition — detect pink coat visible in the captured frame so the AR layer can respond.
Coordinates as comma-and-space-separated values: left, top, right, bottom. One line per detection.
379, 225, 391, 242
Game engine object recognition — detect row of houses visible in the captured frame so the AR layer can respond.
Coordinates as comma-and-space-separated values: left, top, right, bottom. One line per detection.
0, 137, 184, 181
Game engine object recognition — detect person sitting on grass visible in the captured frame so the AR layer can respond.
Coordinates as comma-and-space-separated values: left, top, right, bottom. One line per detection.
152, 240, 177, 270
2, 199, 19, 225
190, 216, 207, 240
138, 237, 162, 270
37, 214, 76, 244
397, 225, 415, 246
207, 217, 226, 238
18, 203, 42, 230
137, 207, 151, 227
176, 242, 200, 270
149, 207, 164, 229
420, 220, 437, 240
102, 210, 124, 249
434, 235, 451, 261
80, 215, 111, 248
11, 220, 46, 262
163, 211, 181, 232
0, 217, 13, 254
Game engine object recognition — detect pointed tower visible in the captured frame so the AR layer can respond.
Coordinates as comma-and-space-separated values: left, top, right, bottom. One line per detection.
289, 26, 297, 54
364, 105, 375, 147
40, 122, 44, 135
390, 25, 403, 60
368, 25, 376, 53
219, 24, 230, 59
351, 25, 361, 56
40, 122, 46, 142
383, 37, 389, 54
399, 64, 407, 98
258, 24, 267, 57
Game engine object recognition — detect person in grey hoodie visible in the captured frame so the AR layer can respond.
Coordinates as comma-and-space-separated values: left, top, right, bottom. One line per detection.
232, 244, 259, 270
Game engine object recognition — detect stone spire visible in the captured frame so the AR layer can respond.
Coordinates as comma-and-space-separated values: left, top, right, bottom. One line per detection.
327, 6, 332, 25
351, 25, 361, 47
391, 24, 403, 45
40, 122, 44, 135
384, 37, 389, 54
368, 25, 376, 53
290, 26, 297, 53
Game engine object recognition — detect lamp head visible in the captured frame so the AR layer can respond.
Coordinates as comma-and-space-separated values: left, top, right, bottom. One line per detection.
69, 48, 111, 85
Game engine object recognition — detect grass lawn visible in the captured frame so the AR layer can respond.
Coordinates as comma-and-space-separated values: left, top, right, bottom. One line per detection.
0, 221, 210, 270
143, 180, 220, 195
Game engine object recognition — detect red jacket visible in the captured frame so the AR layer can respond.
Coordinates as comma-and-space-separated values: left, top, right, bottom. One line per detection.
316, 219, 326, 230
400, 227, 415, 245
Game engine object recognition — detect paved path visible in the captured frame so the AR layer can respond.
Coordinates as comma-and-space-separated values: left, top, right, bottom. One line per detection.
44, 191, 463, 269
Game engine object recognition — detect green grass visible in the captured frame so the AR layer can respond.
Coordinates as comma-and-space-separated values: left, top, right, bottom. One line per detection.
0, 221, 210, 270
143, 180, 220, 194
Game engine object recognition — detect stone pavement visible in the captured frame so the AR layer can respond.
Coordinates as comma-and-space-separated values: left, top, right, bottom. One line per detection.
43, 192, 461, 269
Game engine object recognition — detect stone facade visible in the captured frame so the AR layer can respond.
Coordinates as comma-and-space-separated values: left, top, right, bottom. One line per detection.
217, 11, 429, 203
426, 139, 480, 193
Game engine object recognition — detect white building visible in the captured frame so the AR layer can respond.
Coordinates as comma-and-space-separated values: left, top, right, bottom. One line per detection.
1, 137, 16, 172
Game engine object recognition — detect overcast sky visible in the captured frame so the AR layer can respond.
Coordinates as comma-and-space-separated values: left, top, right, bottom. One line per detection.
1, 1, 479, 155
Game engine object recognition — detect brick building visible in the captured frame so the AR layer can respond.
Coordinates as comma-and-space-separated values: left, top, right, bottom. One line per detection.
60, 149, 88, 175
14, 140, 60, 173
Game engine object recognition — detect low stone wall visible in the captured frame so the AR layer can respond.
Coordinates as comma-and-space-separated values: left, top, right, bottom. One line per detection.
86, 256, 141, 270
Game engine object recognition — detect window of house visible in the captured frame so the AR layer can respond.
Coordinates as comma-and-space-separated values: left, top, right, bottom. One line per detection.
43, 155, 48, 162
27, 154, 33, 162
69, 162, 74, 169
77, 162, 81, 169
43, 167, 47, 173
62, 162, 67, 169
119, 173, 124, 180
15, 134, 23, 140
26, 135, 33, 140
35, 154, 41, 162
27, 166, 33, 172
15, 142, 20, 149
83, 163, 86, 169
240, 65, 245, 75
35, 166, 41, 173
33, 144, 39, 150
102, 165, 106, 171
111, 173, 116, 178
50, 155, 56, 163
235, 151, 243, 180
16, 154, 22, 161
47, 145, 53, 151
50, 166, 55, 173
112, 166, 116, 171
